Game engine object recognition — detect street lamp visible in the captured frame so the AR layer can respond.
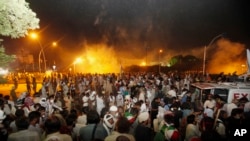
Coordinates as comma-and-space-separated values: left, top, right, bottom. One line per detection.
38, 41, 57, 71
30, 32, 57, 73
203, 34, 224, 75
30, 32, 46, 73
159, 49, 163, 73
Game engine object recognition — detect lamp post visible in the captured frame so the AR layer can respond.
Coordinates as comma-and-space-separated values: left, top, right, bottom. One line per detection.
38, 41, 57, 72
30, 33, 46, 73
159, 49, 163, 73
30, 32, 57, 73
203, 34, 224, 75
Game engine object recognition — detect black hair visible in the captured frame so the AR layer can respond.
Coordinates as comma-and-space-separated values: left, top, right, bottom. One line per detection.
231, 108, 243, 117
16, 117, 29, 130
15, 109, 25, 118
116, 117, 130, 133
28, 111, 41, 122
116, 135, 130, 141
44, 115, 61, 134
39, 106, 46, 111
164, 114, 175, 124
66, 114, 76, 127
100, 107, 109, 119
87, 109, 100, 124
187, 114, 195, 124
82, 106, 90, 114
70, 109, 77, 115
3, 95, 10, 100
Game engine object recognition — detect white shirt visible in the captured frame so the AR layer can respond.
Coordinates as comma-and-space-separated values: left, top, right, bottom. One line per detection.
96, 96, 105, 115
203, 99, 216, 109
167, 89, 176, 98
244, 101, 250, 112
82, 96, 89, 107
44, 131, 72, 141
222, 103, 237, 116
8, 129, 41, 141
185, 123, 200, 141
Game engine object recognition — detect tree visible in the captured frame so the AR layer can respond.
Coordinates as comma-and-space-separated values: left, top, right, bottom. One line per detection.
0, 44, 16, 68
0, 0, 39, 38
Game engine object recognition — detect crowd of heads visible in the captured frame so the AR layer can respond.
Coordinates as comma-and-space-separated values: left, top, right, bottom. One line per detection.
0, 71, 249, 141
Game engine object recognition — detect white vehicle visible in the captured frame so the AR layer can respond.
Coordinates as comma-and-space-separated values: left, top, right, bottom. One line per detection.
191, 82, 250, 103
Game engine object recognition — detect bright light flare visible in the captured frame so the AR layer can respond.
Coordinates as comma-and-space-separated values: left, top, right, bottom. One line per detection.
52, 42, 57, 46
140, 61, 146, 66
74, 58, 82, 64
29, 32, 38, 39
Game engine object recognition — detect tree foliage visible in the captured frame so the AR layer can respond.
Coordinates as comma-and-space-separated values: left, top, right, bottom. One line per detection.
0, 44, 16, 67
0, 0, 39, 38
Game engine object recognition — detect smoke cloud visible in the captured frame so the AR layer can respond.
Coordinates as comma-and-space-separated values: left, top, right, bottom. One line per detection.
207, 39, 246, 74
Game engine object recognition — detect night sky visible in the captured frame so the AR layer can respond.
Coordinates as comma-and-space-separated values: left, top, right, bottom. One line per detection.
2, 0, 250, 72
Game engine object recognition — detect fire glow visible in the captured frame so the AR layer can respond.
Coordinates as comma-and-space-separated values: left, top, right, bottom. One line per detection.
73, 44, 120, 74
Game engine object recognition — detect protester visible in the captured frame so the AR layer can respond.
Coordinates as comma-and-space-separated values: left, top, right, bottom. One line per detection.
134, 112, 152, 141
185, 114, 200, 141
79, 109, 107, 141
8, 116, 41, 141
105, 116, 135, 141
43, 115, 72, 141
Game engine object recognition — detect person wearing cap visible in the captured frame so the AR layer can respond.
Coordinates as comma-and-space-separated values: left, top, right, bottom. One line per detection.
109, 105, 119, 122
109, 105, 118, 116
124, 95, 132, 111
134, 112, 152, 141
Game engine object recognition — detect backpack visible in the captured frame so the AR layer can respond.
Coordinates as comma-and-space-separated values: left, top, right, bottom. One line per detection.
154, 124, 167, 141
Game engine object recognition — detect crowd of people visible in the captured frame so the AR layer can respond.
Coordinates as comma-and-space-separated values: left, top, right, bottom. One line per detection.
0, 72, 249, 141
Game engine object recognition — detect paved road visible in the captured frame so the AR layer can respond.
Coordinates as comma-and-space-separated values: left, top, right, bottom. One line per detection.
0, 83, 42, 98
